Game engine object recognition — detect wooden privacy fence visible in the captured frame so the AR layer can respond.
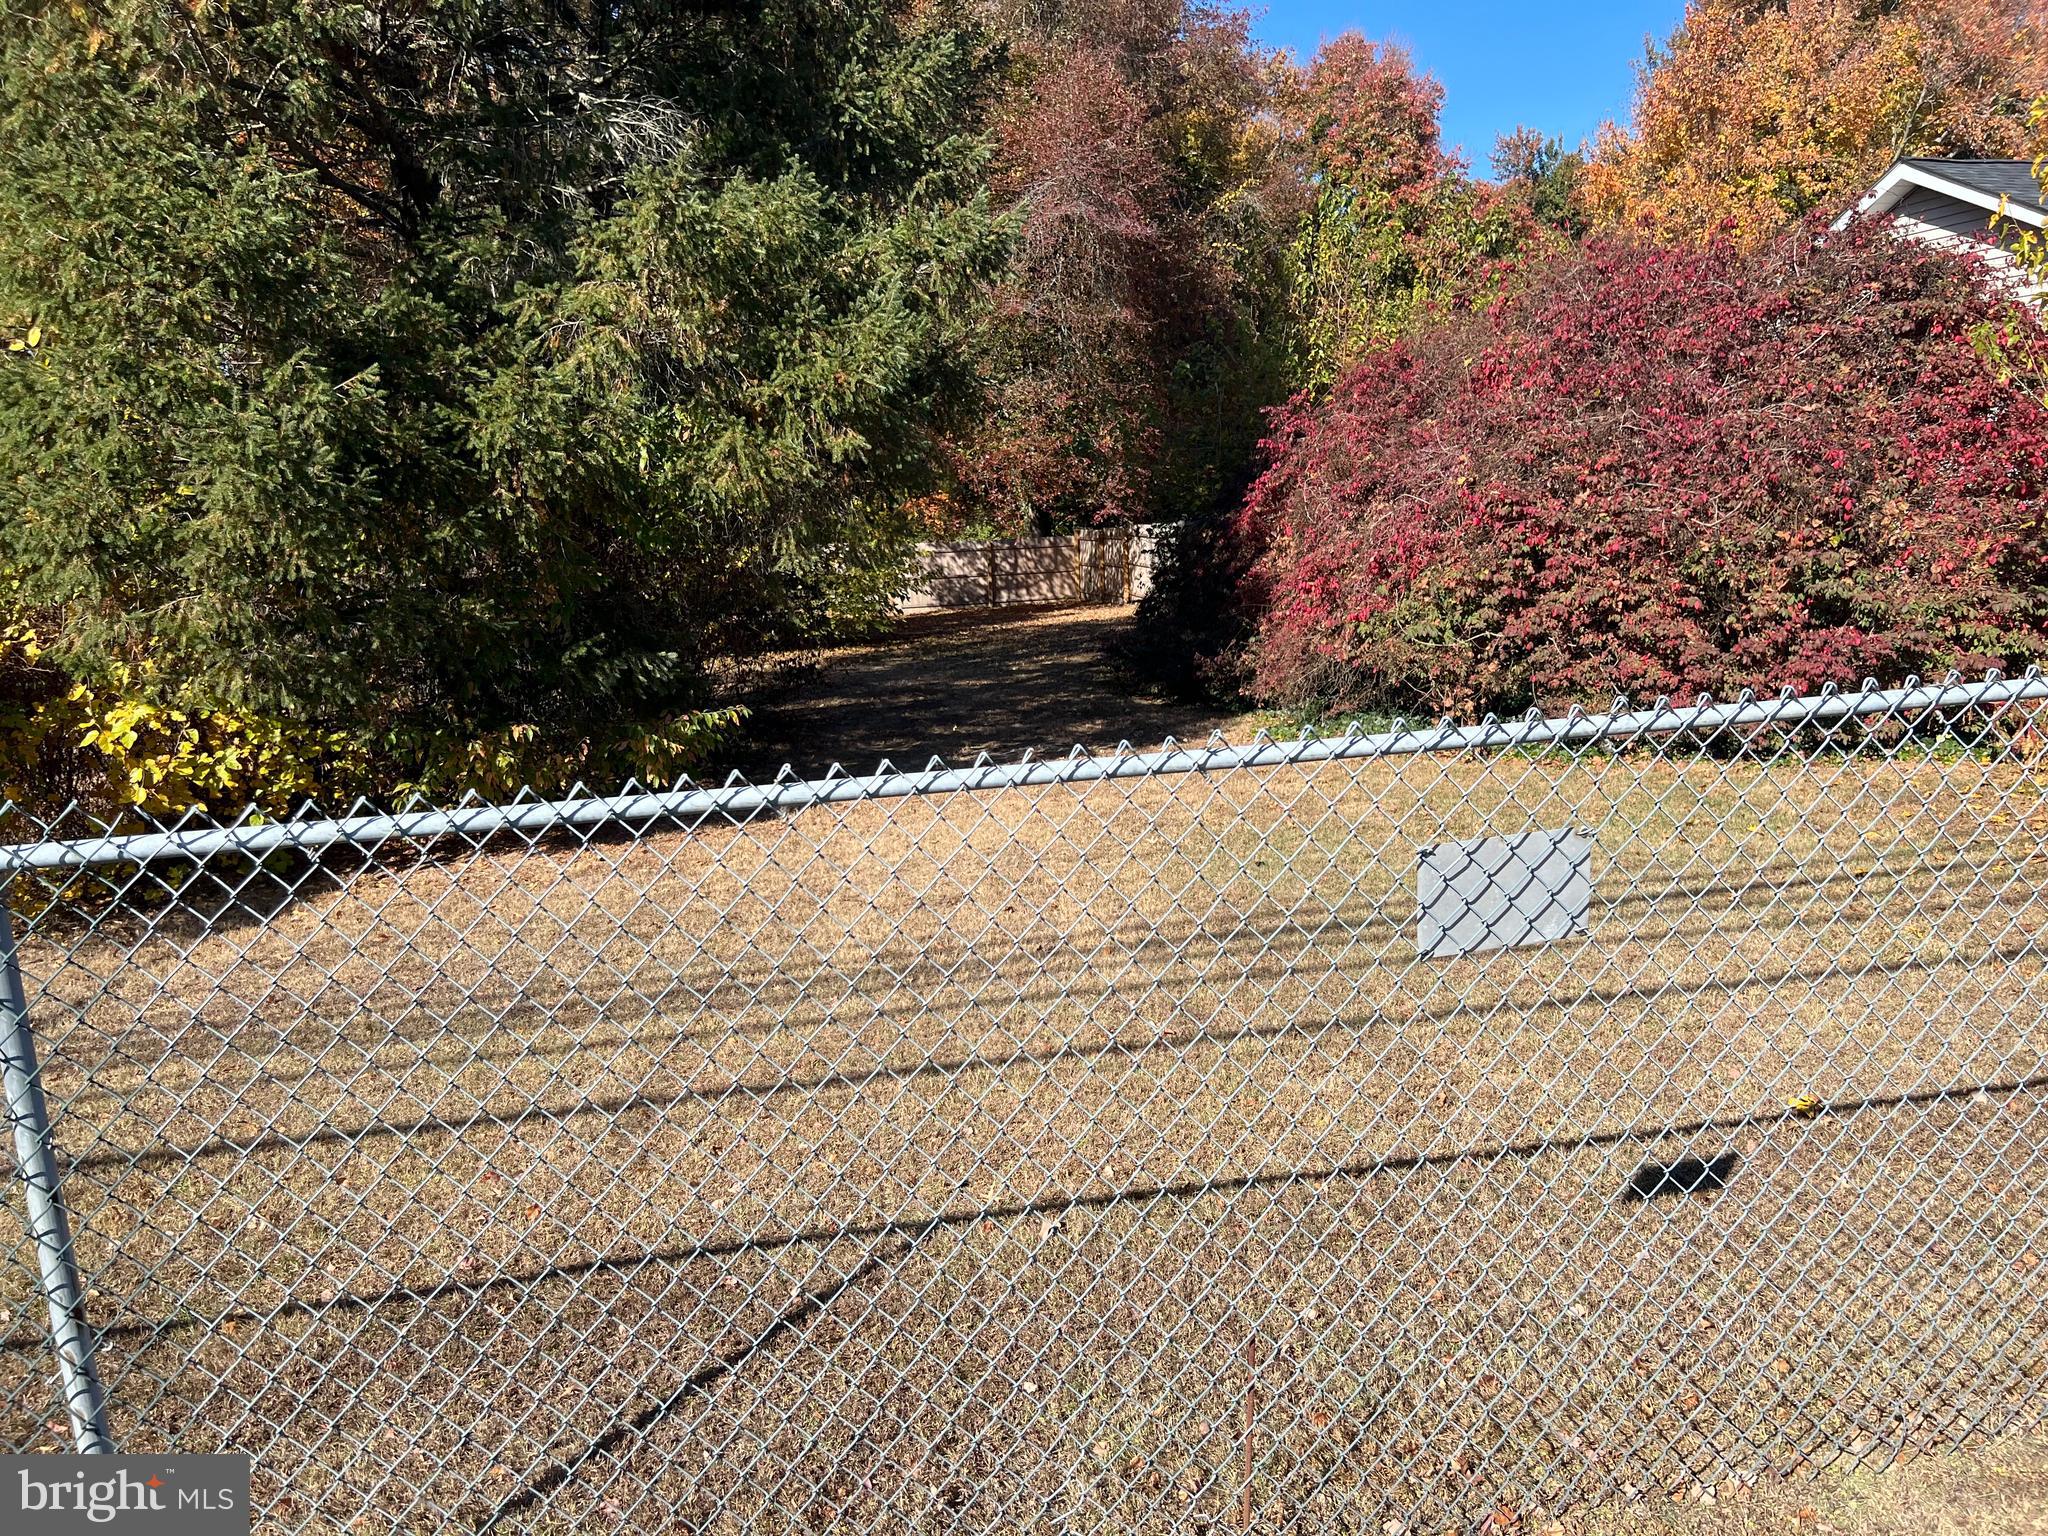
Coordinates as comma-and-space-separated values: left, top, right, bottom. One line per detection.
902, 527, 1159, 613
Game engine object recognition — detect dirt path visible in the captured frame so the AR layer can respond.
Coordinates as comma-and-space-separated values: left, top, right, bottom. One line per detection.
724, 603, 1248, 779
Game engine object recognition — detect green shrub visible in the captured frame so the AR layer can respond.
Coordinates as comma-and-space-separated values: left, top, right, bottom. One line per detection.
0, 0, 1001, 770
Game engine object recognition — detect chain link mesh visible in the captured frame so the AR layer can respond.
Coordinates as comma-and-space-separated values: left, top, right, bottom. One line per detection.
3, 676, 2047, 1533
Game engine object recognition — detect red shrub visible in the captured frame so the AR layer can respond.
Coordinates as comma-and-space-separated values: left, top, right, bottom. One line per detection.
1234, 220, 2048, 715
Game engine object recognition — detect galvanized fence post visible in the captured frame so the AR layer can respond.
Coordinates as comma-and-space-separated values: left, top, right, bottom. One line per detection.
0, 901, 114, 1454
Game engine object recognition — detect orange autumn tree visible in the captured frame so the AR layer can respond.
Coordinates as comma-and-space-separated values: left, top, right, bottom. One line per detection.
1586, 0, 2048, 245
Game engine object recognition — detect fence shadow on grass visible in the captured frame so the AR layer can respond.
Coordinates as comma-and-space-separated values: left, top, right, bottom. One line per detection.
35, 1066, 2045, 1359
467, 1068, 2048, 1531
62, 931, 2048, 1180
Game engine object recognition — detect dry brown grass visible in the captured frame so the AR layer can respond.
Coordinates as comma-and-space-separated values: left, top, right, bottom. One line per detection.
1579, 1428, 2048, 1534
2, 746, 2046, 1534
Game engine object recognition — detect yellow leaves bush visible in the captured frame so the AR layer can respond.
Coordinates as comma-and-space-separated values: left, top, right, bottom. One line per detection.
0, 612, 370, 820
1586, 0, 2047, 246
1, 611, 748, 824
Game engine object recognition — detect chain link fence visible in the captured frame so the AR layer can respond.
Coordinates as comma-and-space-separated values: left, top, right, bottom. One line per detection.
3, 675, 2048, 1533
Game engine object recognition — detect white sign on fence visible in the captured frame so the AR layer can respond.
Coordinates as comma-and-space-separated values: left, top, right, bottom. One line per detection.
1416, 827, 1594, 958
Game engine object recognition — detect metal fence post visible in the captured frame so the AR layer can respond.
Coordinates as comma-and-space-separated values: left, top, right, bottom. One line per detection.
0, 901, 114, 1454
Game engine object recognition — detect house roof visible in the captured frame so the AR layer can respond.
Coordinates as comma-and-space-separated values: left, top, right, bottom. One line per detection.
1897, 157, 2047, 205
1834, 157, 2048, 231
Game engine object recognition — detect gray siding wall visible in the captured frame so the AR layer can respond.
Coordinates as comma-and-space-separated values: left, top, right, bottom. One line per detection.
1882, 184, 2039, 299
1891, 185, 2009, 248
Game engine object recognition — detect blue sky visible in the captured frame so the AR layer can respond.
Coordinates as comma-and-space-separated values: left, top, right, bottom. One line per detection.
1248, 1, 1688, 172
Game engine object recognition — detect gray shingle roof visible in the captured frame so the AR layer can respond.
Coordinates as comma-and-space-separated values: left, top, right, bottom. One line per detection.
1900, 158, 2048, 207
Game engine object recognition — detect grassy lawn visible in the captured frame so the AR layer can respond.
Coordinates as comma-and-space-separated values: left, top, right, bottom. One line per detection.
3, 747, 2046, 1533
1580, 1428, 2048, 1535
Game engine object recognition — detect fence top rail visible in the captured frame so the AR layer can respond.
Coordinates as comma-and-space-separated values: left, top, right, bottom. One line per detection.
1, 673, 2042, 876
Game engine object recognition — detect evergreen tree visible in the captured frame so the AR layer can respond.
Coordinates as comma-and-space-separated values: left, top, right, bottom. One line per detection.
0, 1, 1003, 756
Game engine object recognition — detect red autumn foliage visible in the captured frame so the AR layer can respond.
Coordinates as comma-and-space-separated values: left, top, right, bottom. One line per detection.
945, 0, 1302, 533
1284, 32, 1450, 194
1233, 219, 2048, 715
963, 39, 1172, 523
